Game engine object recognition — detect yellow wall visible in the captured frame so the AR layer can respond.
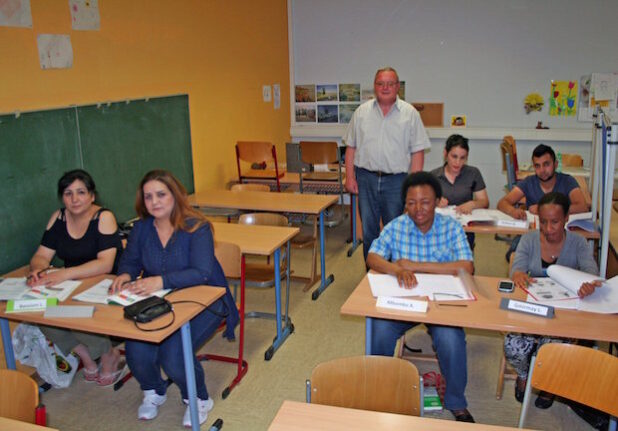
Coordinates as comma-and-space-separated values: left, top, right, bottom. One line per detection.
0, 0, 290, 191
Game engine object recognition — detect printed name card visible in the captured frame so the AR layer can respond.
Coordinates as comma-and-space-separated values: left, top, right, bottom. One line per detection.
376, 296, 428, 313
499, 298, 554, 318
6, 298, 58, 313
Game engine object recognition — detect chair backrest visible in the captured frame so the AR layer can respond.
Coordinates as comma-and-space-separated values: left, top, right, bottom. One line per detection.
236, 141, 276, 163
299, 141, 339, 165
561, 153, 584, 167
230, 183, 270, 192
500, 142, 517, 190
0, 369, 39, 423
308, 355, 421, 416
502, 136, 519, 173
238, 212, 288, 227
532, 343, 618, 417
214, 241, 241, 279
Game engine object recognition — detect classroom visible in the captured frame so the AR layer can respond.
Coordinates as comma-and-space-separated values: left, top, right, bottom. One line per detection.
1, 1, 617, 430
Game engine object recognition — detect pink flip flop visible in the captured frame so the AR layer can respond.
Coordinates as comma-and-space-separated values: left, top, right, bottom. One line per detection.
96, 361, 128, 387
83, 365, 100, 382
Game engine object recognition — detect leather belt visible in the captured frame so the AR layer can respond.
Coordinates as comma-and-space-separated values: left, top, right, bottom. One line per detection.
363, 168, 396, 177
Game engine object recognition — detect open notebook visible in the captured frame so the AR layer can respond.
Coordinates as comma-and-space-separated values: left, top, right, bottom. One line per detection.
72, 279, 170, 306
367, 272, 475, 301
436, 207, 531, 229
0, 277, 81, 302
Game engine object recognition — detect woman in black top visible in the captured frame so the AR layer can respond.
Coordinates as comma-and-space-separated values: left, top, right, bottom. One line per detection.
27, 169, 124, 386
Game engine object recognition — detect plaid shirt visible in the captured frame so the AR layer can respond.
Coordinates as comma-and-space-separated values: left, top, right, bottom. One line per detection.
369, 213, 473, 263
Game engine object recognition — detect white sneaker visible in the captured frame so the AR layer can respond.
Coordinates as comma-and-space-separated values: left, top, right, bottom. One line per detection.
182, 397, 214, 428
138, 389, 167, 420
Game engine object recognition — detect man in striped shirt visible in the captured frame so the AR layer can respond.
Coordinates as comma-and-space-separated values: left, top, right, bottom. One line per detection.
367, 171, 475, 423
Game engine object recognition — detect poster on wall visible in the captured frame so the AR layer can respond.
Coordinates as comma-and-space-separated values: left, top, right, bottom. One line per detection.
295, 84, 315, 103
548, 80, 577, 117
317, 105, 338, 123
339, 84, 360, 102
0, 0, 32, 28
37, 34, 73, 69
577, 73, 618, 122
295, 104, 316, 122
69, 0, 100, 31
339, 103, 359, 123
316, 84, 338, 102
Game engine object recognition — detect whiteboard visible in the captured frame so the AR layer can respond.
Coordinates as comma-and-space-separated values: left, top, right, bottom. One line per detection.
292, 0, 618, 129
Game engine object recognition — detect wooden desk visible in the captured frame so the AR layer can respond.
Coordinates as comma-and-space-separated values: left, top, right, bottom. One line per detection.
0, 417, 58, 431
341, 274, 618, 429
0, 269, 225, 431
341, 274, 618, 346
268, 400, 531, 431
213, 222, 299, 361
189, 190, 340, 299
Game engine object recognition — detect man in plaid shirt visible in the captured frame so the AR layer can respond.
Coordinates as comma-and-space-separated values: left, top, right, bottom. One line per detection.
367, 171, 475, 423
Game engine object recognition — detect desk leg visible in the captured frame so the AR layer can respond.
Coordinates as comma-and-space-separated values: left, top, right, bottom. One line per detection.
311, 211, 335, 300
517, 353, 537, 428
347, 194, 361, 257
365, 317, 373, 355
180, 323, 200, 431
1, 318, 16, 370
265, 246, 294, 361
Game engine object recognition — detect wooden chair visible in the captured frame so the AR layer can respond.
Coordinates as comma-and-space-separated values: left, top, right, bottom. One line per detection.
230, 183, 270, 192
306, 355, 422, 416
561, 153, 584, 167
496, 253, 518, 399
518, 343, 618, 427
500, 141, 518, 191
0, 369, 46, 425
195, 241, 248, 398
501, 136, 520, 176
238, 213, 289, 289
236, 141, 284, 191
298, 141, 345, 227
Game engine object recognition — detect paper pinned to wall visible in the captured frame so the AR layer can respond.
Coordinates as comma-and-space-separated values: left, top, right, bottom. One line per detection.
37, 34, 73, 69
0, 0, 32, 28
69, 0, 100, 31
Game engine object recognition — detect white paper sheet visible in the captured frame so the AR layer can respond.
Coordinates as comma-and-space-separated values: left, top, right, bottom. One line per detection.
72, 279, 113, 304
37, 34, 73, 69
69, 0, 100, 31
0, 277, 30, 300
25, 280, 81, 302
578, 275, 618, 314
367, 273, 472, 301
0, 0, 32, 28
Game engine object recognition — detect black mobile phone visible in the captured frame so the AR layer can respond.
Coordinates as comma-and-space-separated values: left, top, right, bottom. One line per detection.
498, 280, 514, 293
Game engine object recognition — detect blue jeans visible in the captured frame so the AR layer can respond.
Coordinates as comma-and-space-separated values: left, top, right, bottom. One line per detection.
371, 318, 468, 410
125, 298, 226, 400
356, 167, 407, 260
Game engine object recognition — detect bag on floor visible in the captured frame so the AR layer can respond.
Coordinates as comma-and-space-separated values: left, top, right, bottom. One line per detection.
12, 323, 78, 388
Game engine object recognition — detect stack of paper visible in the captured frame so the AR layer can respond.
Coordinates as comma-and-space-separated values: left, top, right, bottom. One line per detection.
367, 273, 474, 301
436, 207, 530, 229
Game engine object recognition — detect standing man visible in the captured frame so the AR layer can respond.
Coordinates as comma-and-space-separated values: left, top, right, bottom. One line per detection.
368, 172, 475, 422
344, 67, 431, 260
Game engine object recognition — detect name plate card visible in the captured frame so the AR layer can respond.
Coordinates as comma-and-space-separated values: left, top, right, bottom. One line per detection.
376, 296, 428, 313
500, 298, 554, 318
6, 298, 58, 313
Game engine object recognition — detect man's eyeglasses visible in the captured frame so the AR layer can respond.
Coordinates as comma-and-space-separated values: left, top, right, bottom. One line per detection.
375, 81, 398, 88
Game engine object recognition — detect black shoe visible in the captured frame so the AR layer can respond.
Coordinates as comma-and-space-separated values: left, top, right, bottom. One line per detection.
534, 391, 555, 409
452, 409, 475, 423
514, 376, 526, 403
568, 401, 609, 430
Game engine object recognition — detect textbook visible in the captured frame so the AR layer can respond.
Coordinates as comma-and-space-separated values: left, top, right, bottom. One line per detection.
73, 278, 170, 306
6, 298, 58, 313
0, 277, 80, 302
436, 207, 530, 229
524, 265, 618, 314
423, 387, 443, 411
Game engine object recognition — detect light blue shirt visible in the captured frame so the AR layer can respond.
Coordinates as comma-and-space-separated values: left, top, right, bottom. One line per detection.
369, 212, 473, 263
343, 97, 431, 173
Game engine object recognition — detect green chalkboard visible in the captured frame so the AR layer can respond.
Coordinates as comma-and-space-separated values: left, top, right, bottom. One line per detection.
79, 95, 194, 222
0, 109, 81, 274
0, 95, 194, 275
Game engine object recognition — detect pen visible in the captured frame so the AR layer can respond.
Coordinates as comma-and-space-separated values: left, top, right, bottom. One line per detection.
437, 303, 468, 307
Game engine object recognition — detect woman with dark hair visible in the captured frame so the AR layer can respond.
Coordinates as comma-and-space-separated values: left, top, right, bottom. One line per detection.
504, 192, 601, 407
27, 169, 124, 386
431, 134, 488, 249
110, 170, 238, 428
